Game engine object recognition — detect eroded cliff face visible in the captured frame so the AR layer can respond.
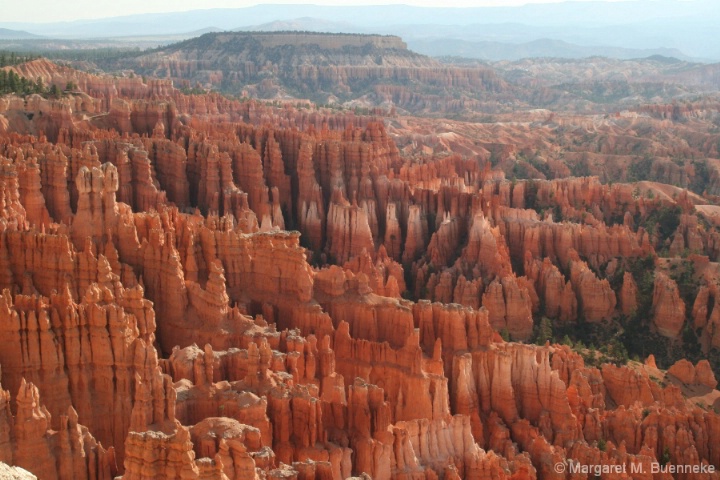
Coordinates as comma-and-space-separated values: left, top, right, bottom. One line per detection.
0, 61, 719, 480
108, 32, 507, 116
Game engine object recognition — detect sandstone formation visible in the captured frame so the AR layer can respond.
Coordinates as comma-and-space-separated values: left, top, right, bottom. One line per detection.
668, 359, 719, 389
619, 272, 638, 316
0, 59, 719, 480
116, 32, 506, 117
652, 272, 686, 338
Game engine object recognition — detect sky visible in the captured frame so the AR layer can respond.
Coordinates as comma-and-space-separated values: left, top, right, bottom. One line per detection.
9, 0, 631, 24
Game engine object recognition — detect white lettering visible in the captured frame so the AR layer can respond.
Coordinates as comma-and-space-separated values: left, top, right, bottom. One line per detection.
568, 462, 625, 475
570, 461, 713, 476
651, 463, 715, 474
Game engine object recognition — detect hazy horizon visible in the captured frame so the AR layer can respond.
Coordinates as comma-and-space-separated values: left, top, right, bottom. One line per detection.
7, 0, 697, 24
3, 0, 718, 61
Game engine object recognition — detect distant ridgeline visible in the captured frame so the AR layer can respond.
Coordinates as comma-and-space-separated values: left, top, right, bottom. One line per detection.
160, 31, 413, 57
218, 32, 408, 50
114, 31, 503, 111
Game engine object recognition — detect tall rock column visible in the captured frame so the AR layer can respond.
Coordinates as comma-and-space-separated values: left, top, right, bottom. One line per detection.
402, 205, 427, 264
296, 139, 324, 251
652, 272, 685, 338
325, 190, 374, 264
71, 163, 119, 248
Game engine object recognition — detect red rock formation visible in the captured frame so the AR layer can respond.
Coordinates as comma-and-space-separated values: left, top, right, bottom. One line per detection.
122, 422, 211, 480
481, 277, 534, 340
343, 247, 405, 298
402, 205, 427, 263
652, 272, 686, 338
601, 363, 662, 408
692, 286, 720, 351
568, 252, 616, 322
71, 162, 120, 247
325, 190, 375, 264
668, 359, 719, 389
16, 157, 51, 228
696, 360, 719, 389
1, 60, 719, 480
668, 359, 698, 385
534, 258, 577, 322
4, 379, 118, 480
383, 203, 403, 262
669, 214, 705, 256
461, 212, 513, 279
619, 271, 639, 316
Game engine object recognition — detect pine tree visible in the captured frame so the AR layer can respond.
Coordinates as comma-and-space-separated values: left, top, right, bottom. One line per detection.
8, 71, 18, 92
535, 317, 553, 345
48, 84, 61, 97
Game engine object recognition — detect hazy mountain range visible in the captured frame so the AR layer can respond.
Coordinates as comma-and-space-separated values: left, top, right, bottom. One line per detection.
0, 28, 41, 40
1, 1, 719, 61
